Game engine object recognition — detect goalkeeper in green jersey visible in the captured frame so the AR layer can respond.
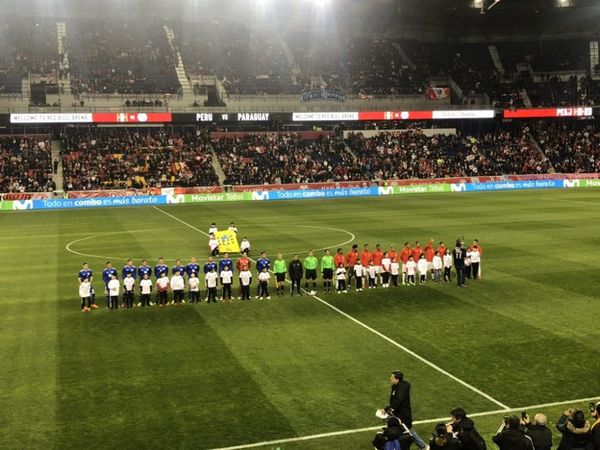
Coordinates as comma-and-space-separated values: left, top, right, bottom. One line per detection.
321, 249, 335, 294
273, 253, 287, 297
304, 250, 318, 295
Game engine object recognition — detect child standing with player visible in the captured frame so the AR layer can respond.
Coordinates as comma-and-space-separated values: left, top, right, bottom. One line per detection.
417, 254, 428, 284
335, 263, 347, 293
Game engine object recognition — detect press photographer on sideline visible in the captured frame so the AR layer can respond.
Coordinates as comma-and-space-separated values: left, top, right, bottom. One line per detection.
590, 402, 600, 450
448, 407, 487, 450
429, 423, 461, 450
556, 408, 590, 450
492, 415, 533, 450
522, 412, 552, 450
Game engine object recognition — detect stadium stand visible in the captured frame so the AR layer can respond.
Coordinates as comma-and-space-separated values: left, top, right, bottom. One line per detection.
61, 128, 219, 190
0, 19, 59, 94
0, 136, 55, 193
67, 19, 180, 95
212, 134, 360, 185
345, 127, 550, 179
177, 22, 297, 95
533, 122, 600, 173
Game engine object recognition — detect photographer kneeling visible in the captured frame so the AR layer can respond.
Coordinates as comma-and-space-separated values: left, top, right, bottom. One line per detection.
492, 415, 533, 450
556, 409, 590, 450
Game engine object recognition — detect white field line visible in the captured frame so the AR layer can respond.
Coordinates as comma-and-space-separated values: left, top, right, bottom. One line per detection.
153, 207, 510, 408
209, 396, 600, 450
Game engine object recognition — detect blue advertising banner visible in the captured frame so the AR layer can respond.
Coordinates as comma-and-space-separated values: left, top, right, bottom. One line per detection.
253, 187, 379, 201
25, 195, 167, 210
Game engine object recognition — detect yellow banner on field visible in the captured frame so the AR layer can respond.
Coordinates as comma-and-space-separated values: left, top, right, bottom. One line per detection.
215, 230, 241, 253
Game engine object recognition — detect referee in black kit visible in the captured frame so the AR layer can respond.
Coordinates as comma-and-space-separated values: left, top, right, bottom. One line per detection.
452, 239, 467, 288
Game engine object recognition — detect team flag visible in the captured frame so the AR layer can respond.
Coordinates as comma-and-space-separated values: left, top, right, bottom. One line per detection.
215, 230, 241, 253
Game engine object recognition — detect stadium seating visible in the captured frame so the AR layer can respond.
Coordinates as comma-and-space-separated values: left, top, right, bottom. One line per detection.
61, 128, 219, 190
67, 19, 180, 95
345, 128, 551, 179
0, 19, 59, 93
533, 122, 600, 173
0, 136, 55, 193
212, 134, 360, 185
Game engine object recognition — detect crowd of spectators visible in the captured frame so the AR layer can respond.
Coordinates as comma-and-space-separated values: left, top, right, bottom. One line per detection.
533, 122, 600, 173
212, 134, 360, 185
67, 19, 180, 95
177, 22, 296, 96
0, 136, 55, 193
61, 128, 219, 190
0, 19, 59, 93
345, 127, 550, 180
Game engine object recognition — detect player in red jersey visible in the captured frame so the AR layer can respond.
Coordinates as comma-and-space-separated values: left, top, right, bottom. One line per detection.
437, 241, 447, 258
372, 244, 384, 286
411, 241, 423, 262
334, 248, 345, 271
360, 244, 371, 288
424, 239, 436, 280
236, 252, 251, 297
388, 246, 398, 263
399, 242, 411, 286
346, 244, 359, 288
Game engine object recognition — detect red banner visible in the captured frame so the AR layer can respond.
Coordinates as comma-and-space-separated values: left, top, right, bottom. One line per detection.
91, 112, 172, 123
504, 107, 593, 119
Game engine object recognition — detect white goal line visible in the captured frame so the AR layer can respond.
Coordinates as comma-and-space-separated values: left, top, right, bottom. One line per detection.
209, 395, 600, 450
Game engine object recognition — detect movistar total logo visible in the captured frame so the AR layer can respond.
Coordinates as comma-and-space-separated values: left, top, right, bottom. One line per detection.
252, 191, 269, 201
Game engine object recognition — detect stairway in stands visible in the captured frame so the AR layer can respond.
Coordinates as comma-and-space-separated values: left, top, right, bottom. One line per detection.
51, 140, 65, 195
590, 41, 599, 80
163, 24, 194, 99
488, 45, 504, 74
56, 22, 71, 97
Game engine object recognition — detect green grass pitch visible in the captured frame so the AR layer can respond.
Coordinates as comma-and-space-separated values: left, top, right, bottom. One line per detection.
1, 189, 599, 449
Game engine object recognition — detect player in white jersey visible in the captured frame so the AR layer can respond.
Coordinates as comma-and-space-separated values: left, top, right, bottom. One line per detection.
335, 263, 347, 293
381, 253, 391, 288
240, 237, 251, 255
208, 223, 218, 235
239, 269, 252, 301
170, 270, 185, 305
139, 274, 153, 307
79, 278, 91, 312
107, 274, 120, 310
208, 235, 219, 257
258, 268, 271, 299
353, 262, 363, 291
205, 268, 218, 303
417, 254, 428, 284
405, 256, 417, 286
156, 273, 169, 307
220, 266, 233, 301
432, 254, 443, 283
188, 273, 200, 303
123, 272, 135, 309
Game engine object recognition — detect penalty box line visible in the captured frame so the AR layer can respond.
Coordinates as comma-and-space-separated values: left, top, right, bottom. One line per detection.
153, 207, 509, 403
210, 395, 600, 450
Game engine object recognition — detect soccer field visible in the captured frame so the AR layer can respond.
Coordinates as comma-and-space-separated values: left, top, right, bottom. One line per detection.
1, 189, 599, 450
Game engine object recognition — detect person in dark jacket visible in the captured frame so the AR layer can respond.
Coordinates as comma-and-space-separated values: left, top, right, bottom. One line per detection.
449, 407, 486, 450
383, 371, 428, 449
493, 415, 534, 450
430, 423, 461, 450
591, 403, 600, 450
452, 240, 467, 288
556, 409, 590, 450
288, 254, 303, 296
373, 416, 412, 450
523, 413, 553, 450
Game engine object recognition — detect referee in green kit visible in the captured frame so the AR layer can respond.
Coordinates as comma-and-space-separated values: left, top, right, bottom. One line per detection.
273, 253, 287, 297
321, 249, 335, 294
